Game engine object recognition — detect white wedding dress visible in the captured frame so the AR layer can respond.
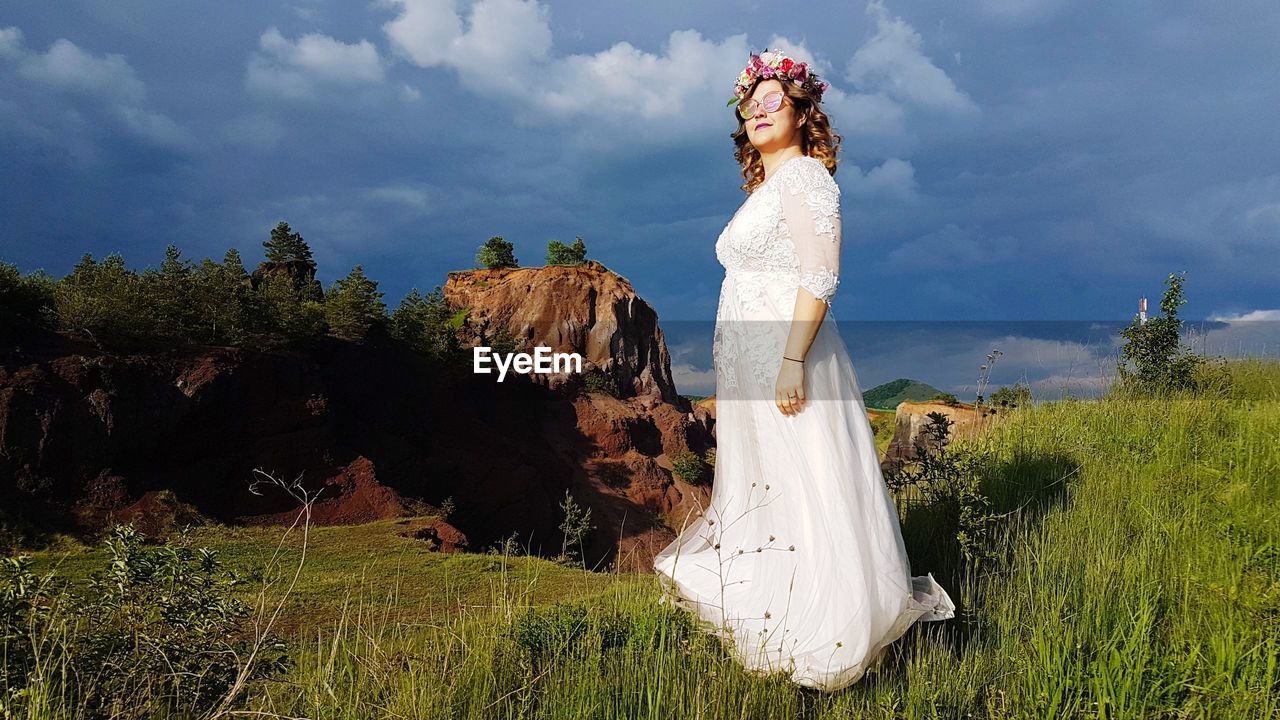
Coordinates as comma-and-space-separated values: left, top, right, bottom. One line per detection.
653, 154, 955, 691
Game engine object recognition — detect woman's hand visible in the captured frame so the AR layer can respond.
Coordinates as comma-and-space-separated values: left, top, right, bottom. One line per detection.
775, 358, 806, 416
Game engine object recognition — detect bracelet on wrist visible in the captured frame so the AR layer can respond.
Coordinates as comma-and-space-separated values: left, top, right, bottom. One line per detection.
783, 355, 805, 363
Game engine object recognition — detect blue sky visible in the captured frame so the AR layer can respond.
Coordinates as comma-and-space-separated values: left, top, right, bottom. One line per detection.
2, 1, 1277, 396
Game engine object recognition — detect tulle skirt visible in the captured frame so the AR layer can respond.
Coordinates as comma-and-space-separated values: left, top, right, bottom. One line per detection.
653, 271, 955, 691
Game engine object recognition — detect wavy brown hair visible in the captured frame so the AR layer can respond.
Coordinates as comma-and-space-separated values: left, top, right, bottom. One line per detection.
730, 77, 842, 194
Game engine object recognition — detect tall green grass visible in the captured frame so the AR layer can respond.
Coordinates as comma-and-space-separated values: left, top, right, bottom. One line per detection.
8, 358, 1279, 718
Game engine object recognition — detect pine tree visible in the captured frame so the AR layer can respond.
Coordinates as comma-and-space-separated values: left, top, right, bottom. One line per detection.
0, 261, 57, 327
150, 244, 196, 341
324, 264, 387, 341
222, 248, 247, 279
263, 221, 314, 266
259, 273, 326, 344
53, 252, 148, 340
389, 286, 465, 360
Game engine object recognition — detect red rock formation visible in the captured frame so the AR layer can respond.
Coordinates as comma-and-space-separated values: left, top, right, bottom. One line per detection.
396, 516, 469, 553
445, 261, 684, 405
444, 261, 715, 572
882, 399, 996, 467
1, 263, 715, 572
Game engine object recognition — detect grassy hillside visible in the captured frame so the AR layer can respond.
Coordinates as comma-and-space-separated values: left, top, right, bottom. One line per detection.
10, 357, 1280, 718
864, 377, 945, 410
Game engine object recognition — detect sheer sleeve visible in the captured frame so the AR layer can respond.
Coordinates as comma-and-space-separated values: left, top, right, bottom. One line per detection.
779, 159, 842, 306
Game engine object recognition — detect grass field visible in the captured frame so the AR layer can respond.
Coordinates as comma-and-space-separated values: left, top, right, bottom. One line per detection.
12, 357, 1280, 718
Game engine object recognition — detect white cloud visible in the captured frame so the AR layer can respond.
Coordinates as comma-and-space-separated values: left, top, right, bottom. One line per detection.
361, 183, 435, 213
671, 361, 716, 396
246, 26, 386, 99
3, 30, 194, 152
877, 223, 1018, 272
978, 0, 1070, 25
823, 88, 906, 136
380, 0, 744, 135
399, 83, 422, 102
1121, 172, 1280, 281
0, 26, 23, 60
374, 0, 972, 146
1207, 308, 1280, 322
290, 2, 322, 21
846, 0, 978, 114
17, 37, 146, 103
840, 157, 919, 200
379, 0, 466, 67
1193, 309, 1280, 359
219, 113, 286, 151
111, 105, 192, 151
1027, 370, 1114, 397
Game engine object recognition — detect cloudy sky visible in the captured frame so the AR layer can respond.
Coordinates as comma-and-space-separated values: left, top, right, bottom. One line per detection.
2, 1, 1277, 396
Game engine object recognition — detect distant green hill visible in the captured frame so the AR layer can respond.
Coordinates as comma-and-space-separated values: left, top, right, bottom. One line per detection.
863, 378, 945, 410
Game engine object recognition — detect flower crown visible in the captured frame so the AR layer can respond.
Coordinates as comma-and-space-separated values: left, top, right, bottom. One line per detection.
726, 47, 831, 107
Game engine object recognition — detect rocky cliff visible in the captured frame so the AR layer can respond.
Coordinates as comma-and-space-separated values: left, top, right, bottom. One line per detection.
881, 399, 995, 469
0, 262, 714, 572
445, 261, 684, 406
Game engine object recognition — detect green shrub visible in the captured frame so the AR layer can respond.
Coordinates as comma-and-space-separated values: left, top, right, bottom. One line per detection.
0, 525, 289, 719
882, 412, 998, 570
582, 367, 620, 396
477, 236, 518, 269
558, 489, 595, 566
1117, 271, 1205, 395
510, 601, 631, 667
990, 382, 1032, 408
0, 261, 57, 327
546, 237, 587, 266
389, 286, 466, 362
671, 449, 711, 486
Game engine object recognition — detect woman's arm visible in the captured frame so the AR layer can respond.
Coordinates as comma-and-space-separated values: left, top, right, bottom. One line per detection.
774, 162, 843, 416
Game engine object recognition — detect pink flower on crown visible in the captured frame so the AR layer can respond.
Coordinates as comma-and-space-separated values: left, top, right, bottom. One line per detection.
727, 47, 829, 106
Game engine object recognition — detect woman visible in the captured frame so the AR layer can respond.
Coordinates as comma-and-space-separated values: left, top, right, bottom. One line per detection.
652, 48, 955, 692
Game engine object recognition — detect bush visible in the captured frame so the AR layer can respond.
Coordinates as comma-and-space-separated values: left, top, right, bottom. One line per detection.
558, 489, 594, 566
53, 252, 151, 341
546, 237, 587, 266
582, 367, 620, 396
882, 412, 998, 570
989, 382, 1032, 408
0, 525, 289, 719
1117, 271, 1205, 395
389, 286, 466, 362
510, 601, 630, 668
0, 261, 57, 327
870, 413, 895, 440
671, 449, 711, 486
477, 236, 518, 269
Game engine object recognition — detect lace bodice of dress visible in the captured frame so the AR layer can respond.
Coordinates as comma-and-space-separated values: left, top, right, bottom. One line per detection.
715, 154, 842, 307
713, 154, 843, 390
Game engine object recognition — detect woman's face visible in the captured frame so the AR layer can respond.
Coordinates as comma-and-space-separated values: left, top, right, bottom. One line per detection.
741, 79, 802, 152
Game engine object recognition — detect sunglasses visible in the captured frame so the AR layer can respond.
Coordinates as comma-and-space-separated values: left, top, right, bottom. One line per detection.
737, 90, 787, 120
